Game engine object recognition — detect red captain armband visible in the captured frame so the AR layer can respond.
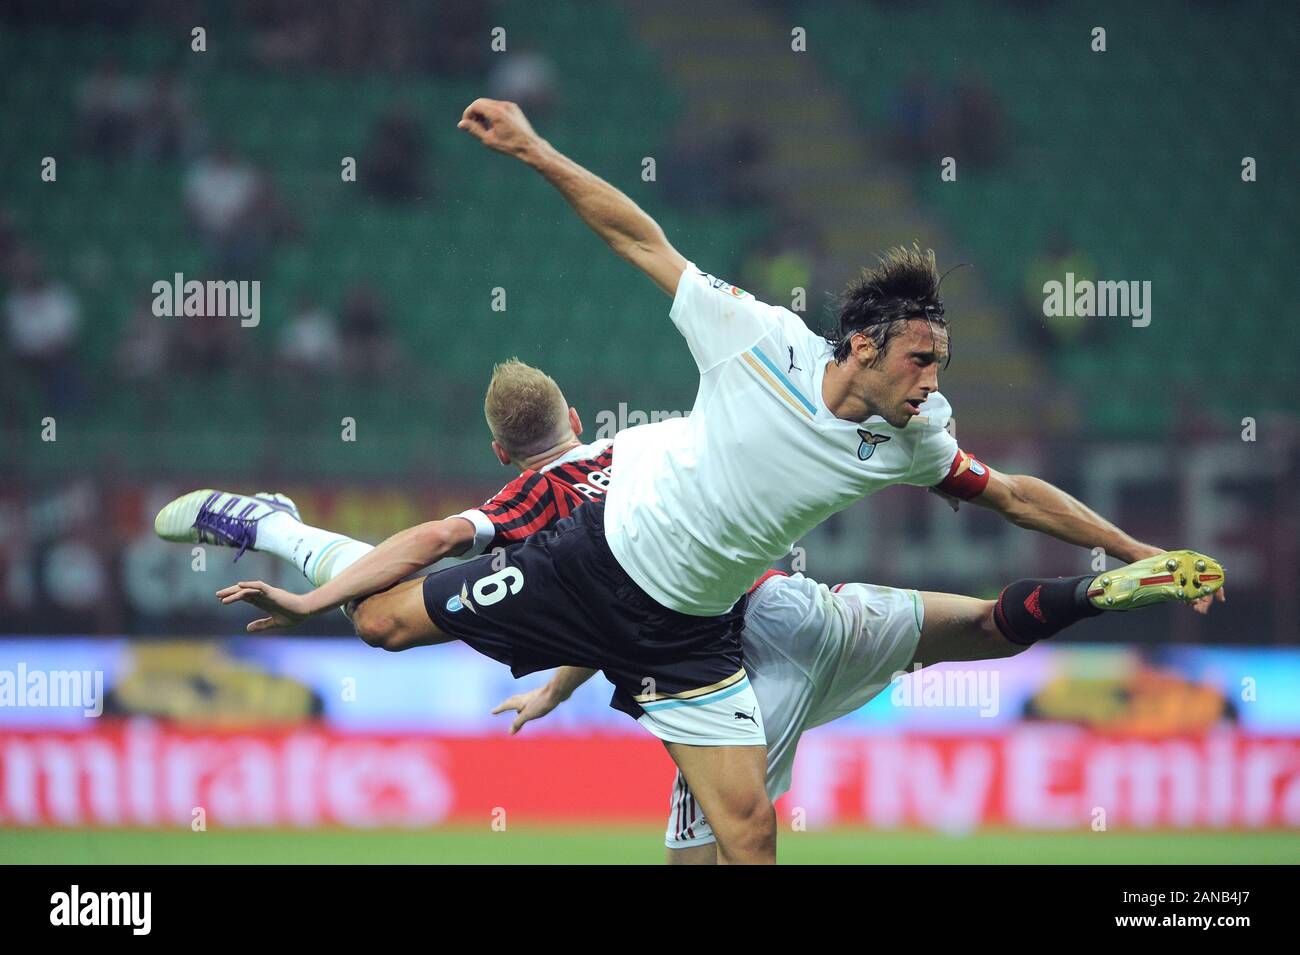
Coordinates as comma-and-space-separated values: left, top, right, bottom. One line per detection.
935, 449, 991, 500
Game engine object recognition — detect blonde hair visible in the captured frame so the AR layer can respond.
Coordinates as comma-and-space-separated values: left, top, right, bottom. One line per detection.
483, 358, 572, 458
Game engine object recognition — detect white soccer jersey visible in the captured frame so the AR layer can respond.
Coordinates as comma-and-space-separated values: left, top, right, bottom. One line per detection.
604, 263, 960, 617
666, 572, 923, 849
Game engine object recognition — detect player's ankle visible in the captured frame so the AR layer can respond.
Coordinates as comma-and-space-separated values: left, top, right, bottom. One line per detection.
993, 575, 1101, 646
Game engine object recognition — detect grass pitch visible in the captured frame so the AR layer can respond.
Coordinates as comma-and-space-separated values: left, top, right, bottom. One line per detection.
3, 827, 1296, 864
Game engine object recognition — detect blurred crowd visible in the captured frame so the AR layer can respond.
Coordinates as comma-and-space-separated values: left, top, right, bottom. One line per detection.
2, 0, 1091, 426
3, 0, 573, 413
2, 237, 84, 413
887, 73, 1008, 172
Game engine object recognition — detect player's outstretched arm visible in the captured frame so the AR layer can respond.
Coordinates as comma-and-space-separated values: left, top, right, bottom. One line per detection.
970, 467, 1225, 613
491, 666, 598, 734
972, 467, 1158, 562
457, 98, 687, 295
217, 517, 475, 632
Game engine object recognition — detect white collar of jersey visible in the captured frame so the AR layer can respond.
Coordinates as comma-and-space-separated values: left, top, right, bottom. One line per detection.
539, 438, 612, 473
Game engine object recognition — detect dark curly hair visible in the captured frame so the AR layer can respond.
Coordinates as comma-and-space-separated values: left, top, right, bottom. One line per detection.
830, 244, 951, 366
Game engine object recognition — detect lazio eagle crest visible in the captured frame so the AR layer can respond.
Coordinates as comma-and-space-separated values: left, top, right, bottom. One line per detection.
857, 429, 891, 461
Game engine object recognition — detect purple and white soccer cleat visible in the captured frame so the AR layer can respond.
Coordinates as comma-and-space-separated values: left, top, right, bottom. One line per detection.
154, 489, 300, 560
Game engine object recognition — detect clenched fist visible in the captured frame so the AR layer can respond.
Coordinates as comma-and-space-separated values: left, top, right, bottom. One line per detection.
457, 98, 542, 159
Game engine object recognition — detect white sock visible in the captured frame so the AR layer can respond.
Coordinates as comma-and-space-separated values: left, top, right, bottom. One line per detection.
257, 511, 373, 588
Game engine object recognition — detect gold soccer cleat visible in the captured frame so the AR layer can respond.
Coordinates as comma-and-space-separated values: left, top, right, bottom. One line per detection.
1086, 550, 1225, 610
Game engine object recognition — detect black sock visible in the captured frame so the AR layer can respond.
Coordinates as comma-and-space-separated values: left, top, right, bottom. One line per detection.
993, 575, 1103, 646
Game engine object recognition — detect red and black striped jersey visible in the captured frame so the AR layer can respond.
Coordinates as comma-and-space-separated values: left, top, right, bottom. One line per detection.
452, 439, 615, 558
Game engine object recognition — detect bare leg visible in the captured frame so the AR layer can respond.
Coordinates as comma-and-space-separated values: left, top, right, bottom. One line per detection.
664, 742, 775, 864
351, 577, 453, 651
909, 592, 1024, 668
667, 842, 718, 865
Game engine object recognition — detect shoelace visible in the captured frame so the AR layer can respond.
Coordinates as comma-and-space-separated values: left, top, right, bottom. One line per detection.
194, 493, 262, 561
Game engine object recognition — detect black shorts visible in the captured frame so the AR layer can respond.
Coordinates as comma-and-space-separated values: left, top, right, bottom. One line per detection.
422, 500, 747, 720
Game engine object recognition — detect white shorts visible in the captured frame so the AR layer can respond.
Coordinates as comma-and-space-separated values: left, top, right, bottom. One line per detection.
636, 670, 766, 747
665, 573, 922, 849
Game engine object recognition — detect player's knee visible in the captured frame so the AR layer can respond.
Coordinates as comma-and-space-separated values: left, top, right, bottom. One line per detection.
720, 799, 776, 862
745, 801, 777, 843
745, 798, 777, 837
352, 599, 402, 651
712, 793, 775, 856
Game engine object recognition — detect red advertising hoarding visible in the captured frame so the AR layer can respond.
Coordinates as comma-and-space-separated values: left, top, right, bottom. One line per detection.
3, 723, 1298, 831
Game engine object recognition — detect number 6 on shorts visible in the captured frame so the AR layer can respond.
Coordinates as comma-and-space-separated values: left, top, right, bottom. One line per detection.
472, 566, 524, 607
